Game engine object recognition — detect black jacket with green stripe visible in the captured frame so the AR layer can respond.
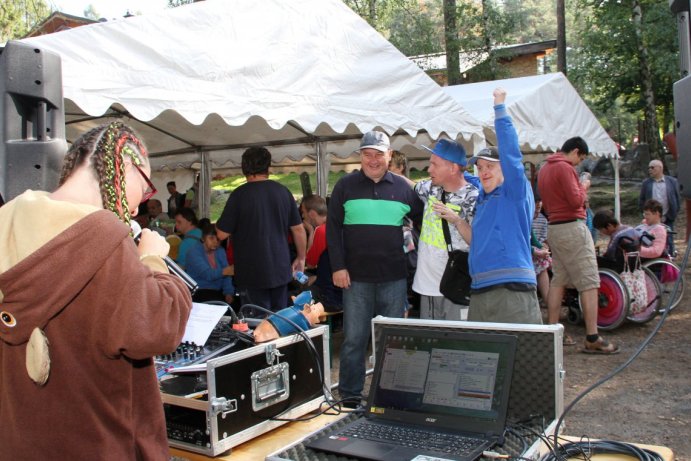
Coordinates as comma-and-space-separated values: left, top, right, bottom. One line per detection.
327, 170, 423, 283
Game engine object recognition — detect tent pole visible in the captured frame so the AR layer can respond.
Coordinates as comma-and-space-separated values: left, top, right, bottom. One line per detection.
316, 141, 329, 197
200, 150, 211, 219
614, 156, 621, 221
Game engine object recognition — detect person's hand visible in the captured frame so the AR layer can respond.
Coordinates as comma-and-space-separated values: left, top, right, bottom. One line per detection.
138, 228, 169, 258
332, 269, 351, 289
581, 178, 591, 191
292, 257, 305, 274
432, 201, 460, 225
303, 220, 314, 236
493, 87, 507, 106
533, 247, 550, 258
222, 265, 234, 276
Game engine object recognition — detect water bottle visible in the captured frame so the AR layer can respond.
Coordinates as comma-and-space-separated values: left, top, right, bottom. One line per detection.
294, 271, 308, 284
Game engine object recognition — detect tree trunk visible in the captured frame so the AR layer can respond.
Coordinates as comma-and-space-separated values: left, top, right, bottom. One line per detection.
443, 0, 462, 85
556, 0, 566, 74
632, 0, 661, 159
481, 0, 497, 80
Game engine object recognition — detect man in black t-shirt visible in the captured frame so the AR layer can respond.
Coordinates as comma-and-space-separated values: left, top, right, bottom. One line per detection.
216, 147, 306, 314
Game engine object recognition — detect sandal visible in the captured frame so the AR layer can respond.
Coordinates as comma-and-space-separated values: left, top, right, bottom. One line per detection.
563, 334, 576, 346
582, 336, 620, 355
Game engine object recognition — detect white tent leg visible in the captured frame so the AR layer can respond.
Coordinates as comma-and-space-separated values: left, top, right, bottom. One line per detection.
316, 141, 330, 197
614, 156, 621, 221
200, 150, 211, 219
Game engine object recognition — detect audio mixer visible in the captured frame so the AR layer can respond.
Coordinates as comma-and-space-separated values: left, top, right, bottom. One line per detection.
156, 316, 252, 379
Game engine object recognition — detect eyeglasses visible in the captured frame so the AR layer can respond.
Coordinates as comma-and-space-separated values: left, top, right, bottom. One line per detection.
648, 166, 657, 169
578, 151, 587, 158
131, 162, 157, 202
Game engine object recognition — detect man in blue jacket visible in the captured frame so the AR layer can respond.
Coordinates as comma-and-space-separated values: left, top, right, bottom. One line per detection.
456, 88, 542, 324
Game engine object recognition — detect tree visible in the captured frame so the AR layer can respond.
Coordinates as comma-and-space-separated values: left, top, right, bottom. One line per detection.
0, 0, 51, 42
168, 0, 195, 7
83, 4, 100, 20
570, 0, 677, 158
443, 0, 461, 84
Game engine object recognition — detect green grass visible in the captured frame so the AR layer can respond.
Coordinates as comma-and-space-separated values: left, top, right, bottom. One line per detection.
210, 172, 635, 226
209, 170, 431, 221
589, 182, 640, 223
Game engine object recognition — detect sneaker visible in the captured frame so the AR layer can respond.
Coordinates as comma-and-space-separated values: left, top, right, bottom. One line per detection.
582, 336, 620, 355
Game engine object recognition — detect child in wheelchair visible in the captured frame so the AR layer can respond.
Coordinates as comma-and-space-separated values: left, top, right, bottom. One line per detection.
592, 210, 654, 272
635, 199, 669, 260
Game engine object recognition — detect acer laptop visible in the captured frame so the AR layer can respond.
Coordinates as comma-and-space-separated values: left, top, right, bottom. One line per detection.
307, 326, 517, 461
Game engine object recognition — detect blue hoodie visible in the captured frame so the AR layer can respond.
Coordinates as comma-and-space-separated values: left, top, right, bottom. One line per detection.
469, 104, 536, 289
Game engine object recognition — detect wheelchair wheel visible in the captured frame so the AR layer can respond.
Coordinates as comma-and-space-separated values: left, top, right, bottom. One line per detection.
562, 288, 582, 325
642, 258, 685, 313
626, 267, 661, 324
579, 268, 628, 331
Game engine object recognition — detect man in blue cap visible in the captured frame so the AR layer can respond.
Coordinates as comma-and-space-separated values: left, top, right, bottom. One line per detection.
409, 139, 478, 320
457, 88, 542, 324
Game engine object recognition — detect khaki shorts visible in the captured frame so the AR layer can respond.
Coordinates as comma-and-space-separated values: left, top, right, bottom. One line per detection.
548, 221, 600, 291
468, 286, 542, 324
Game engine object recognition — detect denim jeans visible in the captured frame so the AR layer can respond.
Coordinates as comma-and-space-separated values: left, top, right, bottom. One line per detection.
338, 278, 407, 400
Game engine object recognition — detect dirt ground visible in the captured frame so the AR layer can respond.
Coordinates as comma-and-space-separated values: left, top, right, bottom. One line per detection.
559, 209, 691, 460
330, 181, 691, 460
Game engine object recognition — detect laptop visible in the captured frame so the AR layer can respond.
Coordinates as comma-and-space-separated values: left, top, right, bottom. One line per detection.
307, 326, 517, 461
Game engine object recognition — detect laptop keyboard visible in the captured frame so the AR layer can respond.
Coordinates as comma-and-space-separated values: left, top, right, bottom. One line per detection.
340, 420, 485, 455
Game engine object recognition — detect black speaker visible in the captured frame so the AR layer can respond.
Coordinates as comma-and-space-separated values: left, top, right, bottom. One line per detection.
673, 76, 691, 198
0, 41, 67, 202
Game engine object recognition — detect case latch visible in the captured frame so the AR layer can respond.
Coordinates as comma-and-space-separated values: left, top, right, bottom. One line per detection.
211, 397, 237, 418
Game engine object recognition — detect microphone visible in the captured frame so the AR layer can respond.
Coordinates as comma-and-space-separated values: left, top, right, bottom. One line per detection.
130, 221, 199, 294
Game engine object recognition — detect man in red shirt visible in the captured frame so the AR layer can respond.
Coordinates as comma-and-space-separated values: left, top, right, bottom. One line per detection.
538, 137, 619, 354
302, 194, 328, 268
302, 194, 343, 311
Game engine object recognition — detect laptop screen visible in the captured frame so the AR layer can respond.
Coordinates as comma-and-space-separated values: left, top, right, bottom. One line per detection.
366, 327, 517, 435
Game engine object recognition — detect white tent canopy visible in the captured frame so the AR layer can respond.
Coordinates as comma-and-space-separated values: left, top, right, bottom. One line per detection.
443, 72, 621, 217
21, 0, 485, 216
443, 72, 618, 157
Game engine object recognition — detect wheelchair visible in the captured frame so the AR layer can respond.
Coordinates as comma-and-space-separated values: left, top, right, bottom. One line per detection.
642, 256, 685, 313
563, 246, 663, 331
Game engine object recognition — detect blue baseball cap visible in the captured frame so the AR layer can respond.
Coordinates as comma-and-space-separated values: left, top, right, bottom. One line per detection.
423, 139, 467, 166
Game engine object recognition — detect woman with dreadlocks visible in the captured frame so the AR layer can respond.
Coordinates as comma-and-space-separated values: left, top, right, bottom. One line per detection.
0, 122, 192, 460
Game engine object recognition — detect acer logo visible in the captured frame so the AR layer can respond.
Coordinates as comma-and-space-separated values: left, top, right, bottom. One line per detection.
425, 417, 437, 423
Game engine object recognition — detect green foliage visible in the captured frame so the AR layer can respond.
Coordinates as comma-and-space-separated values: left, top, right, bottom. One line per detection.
0, 0, 51, 41
167, 0, 195, 7
570, 0, 678, 140
82, 4, 100, 20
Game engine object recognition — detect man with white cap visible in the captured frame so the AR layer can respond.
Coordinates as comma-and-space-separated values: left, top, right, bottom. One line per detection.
327, 130, 423, 407
409, 139, 478, 320
456, 88, 542, 324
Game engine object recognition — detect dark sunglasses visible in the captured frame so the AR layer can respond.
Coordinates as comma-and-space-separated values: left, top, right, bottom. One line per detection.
132, 162, 157, 202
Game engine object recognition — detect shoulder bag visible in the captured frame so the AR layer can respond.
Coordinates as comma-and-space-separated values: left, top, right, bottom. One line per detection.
438, 192, 472, 305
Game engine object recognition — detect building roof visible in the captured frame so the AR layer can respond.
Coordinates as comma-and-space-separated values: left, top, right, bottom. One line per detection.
24, 11, 97, 38
410, 40, 557, 72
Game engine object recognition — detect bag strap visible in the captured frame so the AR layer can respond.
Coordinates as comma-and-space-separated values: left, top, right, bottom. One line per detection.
440, 192, 454, 255
623, 250, 641, 272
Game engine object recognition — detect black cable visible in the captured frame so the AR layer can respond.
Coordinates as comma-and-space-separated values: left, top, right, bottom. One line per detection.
545, 235, 690, 460
541, 439, 665, 461
239, 302, 337, 421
